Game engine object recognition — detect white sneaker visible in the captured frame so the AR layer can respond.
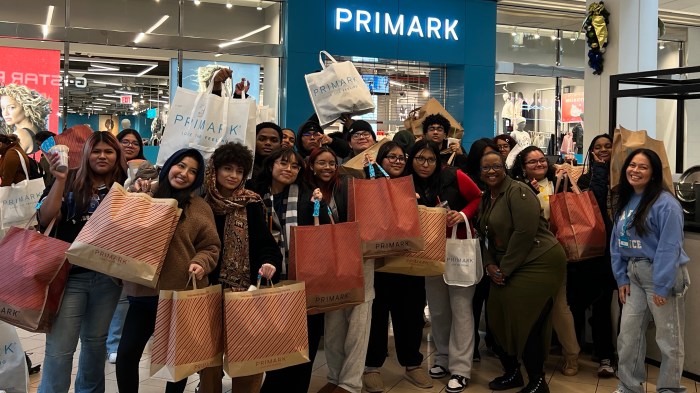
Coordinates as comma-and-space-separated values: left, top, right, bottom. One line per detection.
108, 352, 117, 364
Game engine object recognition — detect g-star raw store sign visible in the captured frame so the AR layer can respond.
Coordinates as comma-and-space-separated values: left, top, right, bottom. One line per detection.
334, 8, 459, 41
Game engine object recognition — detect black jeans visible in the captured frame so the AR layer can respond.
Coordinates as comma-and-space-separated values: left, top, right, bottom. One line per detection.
116, 296, 188, 393
365, 273, 425, 368
260, 313, 325, 393
472, 276, 493, 352
567, 257, 616, 361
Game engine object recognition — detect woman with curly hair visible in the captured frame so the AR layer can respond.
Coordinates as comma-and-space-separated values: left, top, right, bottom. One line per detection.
198, 142, 282, 393
511, 146, 581, 377
0, 84, 52, 154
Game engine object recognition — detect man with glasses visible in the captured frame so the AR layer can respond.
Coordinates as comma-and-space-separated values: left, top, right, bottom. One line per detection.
422, 114, 468, 172
346, 120, 376, 158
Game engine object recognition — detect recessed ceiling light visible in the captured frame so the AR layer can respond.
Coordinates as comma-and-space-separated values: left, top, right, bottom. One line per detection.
226, 2, 232, 8
194, 0, 201, 5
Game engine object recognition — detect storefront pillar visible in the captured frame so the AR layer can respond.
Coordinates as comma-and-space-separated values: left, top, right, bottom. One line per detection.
583, 0, 658, 151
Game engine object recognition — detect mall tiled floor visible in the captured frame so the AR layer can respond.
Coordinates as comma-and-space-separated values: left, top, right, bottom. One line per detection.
19, 326, 698, 393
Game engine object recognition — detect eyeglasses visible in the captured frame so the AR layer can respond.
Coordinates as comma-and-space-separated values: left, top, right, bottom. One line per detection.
496, 144, 510, 151
525, 157, 548, 166
427, 126, 445, 132
314, 160, 337, 168
414, 156, 437, 166
274, 160, 301, 171
351, 131, 372, 140
302, 131, 321, 138
480, 164, 505, 172
385, 154, 406, 163
120, 140, 139, 147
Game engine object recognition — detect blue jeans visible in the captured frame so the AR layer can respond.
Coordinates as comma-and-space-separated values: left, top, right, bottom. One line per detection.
38, 271, 122, 393
106, 289, 129, 354
617, 258, 690, 393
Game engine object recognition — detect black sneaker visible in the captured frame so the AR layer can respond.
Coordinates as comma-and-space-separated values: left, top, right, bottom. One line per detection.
489, 368, 524, 391
445, 375, 468, 393
517, 376, 549, 393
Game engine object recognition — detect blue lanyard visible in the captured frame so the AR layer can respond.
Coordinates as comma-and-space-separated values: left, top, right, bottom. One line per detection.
621, 200, 640, 237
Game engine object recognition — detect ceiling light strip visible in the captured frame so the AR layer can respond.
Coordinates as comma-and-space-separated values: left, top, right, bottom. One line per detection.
219, 25, 271, 48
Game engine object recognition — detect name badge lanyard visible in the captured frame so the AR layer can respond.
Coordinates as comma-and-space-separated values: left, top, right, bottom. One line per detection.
619, 200, 640, 248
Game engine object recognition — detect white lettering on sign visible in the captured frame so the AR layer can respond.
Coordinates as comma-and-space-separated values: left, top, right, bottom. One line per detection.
334, 8, 459, 41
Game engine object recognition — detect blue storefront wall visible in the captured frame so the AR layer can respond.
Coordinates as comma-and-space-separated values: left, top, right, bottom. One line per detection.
283, 0, 497, 146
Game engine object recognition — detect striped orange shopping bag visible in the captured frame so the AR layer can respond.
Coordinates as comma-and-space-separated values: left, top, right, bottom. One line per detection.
223, 281, 309, 377
0, 217, 71, 332
376, 206, 447, 276
65, 183, 181, 287
150, 277, 223, 381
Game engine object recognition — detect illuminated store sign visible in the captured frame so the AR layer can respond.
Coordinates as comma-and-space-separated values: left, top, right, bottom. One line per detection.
334, 8, 459, 41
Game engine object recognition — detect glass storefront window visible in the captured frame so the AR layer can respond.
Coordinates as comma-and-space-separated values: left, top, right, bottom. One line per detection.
496, 26, 557, 66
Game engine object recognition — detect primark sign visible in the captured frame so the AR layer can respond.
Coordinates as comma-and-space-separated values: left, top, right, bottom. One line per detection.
334, 7, 459, 41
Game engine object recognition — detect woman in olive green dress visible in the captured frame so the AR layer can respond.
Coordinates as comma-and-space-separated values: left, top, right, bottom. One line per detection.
477, 151, 566, 393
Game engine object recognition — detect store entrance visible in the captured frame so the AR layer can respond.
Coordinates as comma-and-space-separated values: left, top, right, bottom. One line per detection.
331, 57, 447, 139
495, 74, 584, 163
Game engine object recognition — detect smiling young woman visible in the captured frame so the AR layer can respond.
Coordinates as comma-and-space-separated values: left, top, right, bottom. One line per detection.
117, 148, 220, 393
477, 151, 566, 393
611, 149, 689, 393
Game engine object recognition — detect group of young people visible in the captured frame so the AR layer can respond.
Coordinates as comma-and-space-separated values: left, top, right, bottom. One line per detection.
0, 103, 688, 393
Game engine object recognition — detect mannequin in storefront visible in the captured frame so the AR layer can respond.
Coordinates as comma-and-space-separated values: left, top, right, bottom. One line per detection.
506, 119, 531, 169
0, 84, 51, 154
501, 93, 515, 132
121, 118, 132, 131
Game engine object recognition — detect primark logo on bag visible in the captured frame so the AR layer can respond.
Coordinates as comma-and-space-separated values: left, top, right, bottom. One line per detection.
1, 191, 43, 207
311, 76, 362, 98
446, 256, 475, 267
172, 113, 243, 140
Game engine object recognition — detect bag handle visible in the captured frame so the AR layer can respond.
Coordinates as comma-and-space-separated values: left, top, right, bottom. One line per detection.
450, 212, 472, 240
318, 50, 338, 69
25, 211, 58, 234
313, 199, 336, 226
554, 172, 582, 195
14, 150, 31, 182
368, 163, 390, 179
185, 272, 198, 290
256, 274, 275, 289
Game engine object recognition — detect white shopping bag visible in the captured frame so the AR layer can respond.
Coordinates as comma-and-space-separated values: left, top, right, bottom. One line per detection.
0, 152, 44, 233
157, 70, 257, 166
0, 321, 29, 393
304, 51, 375, 126
443, 218, 483, 287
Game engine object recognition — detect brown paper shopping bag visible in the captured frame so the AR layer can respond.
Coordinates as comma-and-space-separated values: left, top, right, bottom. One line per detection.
0, 217, 71, 332
348, 175, 423, 258
610, 127, 674, 193
289, 202, 365, 314
150, 277, 223, 382
377, 206, 446, 276
223, 281, 309, 377
339, 138, 390, 179
404, 98, 464, 138
65, 183, 182, 288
